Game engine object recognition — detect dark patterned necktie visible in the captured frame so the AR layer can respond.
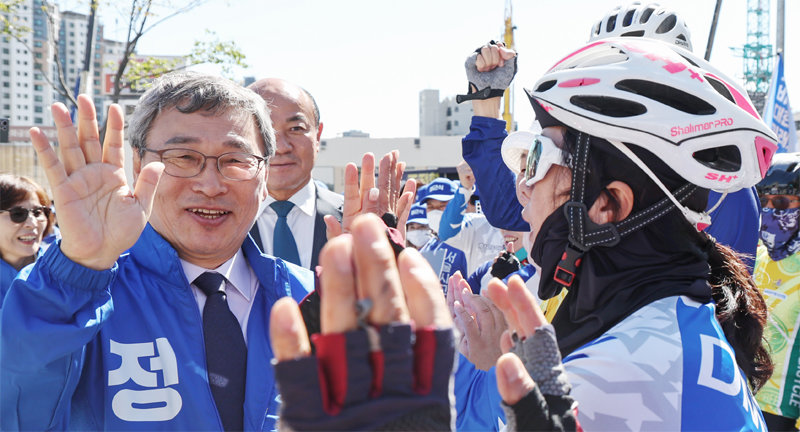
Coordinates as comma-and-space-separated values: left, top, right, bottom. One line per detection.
194, 271, 247, 431
270, 200, 301, 266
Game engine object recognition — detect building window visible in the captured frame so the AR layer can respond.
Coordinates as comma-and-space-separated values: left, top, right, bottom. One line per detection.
34, 106, 43, 113
35, 117, 43, 124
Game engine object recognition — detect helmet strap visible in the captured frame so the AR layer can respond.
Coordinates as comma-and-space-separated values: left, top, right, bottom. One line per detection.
550, 133, 703, 292
606, 140, 712, 231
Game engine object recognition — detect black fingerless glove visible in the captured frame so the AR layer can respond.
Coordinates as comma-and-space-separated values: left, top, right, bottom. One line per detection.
457, 40, 518, 104
274, 324, 456, 431
501, 325, 581, 432
490, 251, 521, 280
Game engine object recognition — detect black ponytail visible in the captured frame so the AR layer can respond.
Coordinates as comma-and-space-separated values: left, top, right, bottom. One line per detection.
701, 234, 773, 392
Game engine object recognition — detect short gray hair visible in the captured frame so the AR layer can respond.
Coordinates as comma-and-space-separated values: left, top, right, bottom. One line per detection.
128, 71, 275, 158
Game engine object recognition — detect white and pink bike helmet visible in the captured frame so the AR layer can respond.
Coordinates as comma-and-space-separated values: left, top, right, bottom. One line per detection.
590, 2, 693, 51
527, 37, 777, 199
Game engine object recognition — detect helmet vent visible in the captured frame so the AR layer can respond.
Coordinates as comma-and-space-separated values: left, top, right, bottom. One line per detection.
615, 79, 716, 115
656, 14, 677, 34
692, 145, 742, 172
640, 7, 655, 23
606, 15, 618, 32
570, 95, 647, 117
706, 76, 736, 105
622, 10, 635, 27
536, 80, 558, 92
621, 30, 646, 37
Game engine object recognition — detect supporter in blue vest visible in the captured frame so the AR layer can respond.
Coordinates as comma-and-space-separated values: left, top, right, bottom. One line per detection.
0, 174, 53, 299
1, 72, 313, 431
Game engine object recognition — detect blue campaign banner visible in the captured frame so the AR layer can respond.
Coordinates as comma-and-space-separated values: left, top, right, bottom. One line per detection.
763, 53, 798, 153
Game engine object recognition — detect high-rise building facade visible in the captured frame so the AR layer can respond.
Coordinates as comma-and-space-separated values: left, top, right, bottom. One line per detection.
1, 0, 35, 126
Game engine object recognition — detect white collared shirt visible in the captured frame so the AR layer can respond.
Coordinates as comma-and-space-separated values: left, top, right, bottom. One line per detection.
182, 249, 259, 345
255, 179, 316, 269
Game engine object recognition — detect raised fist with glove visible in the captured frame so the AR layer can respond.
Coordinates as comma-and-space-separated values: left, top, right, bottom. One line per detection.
457, 40, 518, 104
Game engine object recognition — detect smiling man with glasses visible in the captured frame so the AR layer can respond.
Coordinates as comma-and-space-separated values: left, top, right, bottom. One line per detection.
1, 72, 314, 431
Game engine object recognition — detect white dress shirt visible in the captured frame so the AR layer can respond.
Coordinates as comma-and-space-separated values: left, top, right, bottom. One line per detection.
255, 179, 317, 269
182, 249, 259, 345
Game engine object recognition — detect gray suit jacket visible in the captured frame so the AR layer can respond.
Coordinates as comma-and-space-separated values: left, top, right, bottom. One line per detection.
249, 185, 343, 270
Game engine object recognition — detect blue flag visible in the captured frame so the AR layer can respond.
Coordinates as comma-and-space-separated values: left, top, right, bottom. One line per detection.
763, 53, 798, 153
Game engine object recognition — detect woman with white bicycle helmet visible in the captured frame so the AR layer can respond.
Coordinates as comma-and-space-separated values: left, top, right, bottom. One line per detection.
485, 37, 777, 430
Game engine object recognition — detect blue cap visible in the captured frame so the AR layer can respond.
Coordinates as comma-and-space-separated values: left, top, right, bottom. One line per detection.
422, 178, 456, 202
407, 203, 428, 225
415, 183, 429, 204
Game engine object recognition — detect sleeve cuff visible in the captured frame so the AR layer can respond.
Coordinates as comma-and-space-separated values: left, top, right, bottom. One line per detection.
40, 242, 117, 292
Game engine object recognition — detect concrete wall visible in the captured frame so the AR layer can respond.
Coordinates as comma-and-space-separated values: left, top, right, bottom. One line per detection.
316, 135, 463, 192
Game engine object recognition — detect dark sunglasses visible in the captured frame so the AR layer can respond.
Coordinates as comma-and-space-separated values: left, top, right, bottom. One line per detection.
760, 196, 800, 211
0, 206, 51, 224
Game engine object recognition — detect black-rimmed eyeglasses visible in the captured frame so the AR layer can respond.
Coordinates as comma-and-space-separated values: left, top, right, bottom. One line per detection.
143, 148, 268, 181
0, 206, 51, 224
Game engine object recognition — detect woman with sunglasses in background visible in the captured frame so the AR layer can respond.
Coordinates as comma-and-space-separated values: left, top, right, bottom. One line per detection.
0, 174, 52, 300
753, 153, 800, 431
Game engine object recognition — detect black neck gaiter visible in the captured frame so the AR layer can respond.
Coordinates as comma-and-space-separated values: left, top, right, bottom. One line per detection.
530, 202, 713, 356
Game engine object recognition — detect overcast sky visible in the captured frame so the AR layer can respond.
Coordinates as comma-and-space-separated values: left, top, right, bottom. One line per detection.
78, 0, 799, 139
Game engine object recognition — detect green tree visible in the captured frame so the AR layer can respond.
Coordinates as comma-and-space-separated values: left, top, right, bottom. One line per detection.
113, 30, 248, 97
0, 0, 31, 39
1, 0, 247, 111
105, 0, 247, 104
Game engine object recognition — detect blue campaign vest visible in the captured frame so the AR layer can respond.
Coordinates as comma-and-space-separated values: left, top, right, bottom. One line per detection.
1, 224, 313, 431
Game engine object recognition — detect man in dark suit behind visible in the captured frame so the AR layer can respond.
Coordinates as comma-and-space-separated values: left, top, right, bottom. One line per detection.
248, 78, 343, 270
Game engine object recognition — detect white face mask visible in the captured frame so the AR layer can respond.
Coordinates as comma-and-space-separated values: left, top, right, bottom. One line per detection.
406, 229, 433, 248
426, 210, 444, 234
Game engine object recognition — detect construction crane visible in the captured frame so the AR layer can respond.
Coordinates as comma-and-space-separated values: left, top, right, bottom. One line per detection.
740, 0, 773, 114
502, 0, 515, 132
